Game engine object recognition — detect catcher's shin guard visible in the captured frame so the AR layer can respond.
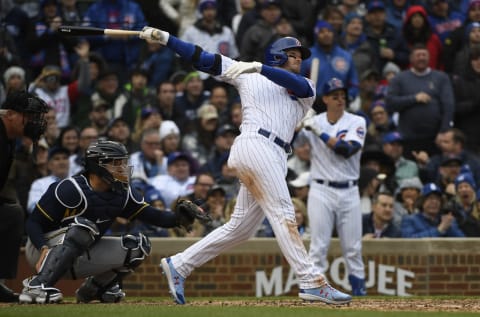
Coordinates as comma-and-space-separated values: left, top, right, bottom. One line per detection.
34, 217, 98, 287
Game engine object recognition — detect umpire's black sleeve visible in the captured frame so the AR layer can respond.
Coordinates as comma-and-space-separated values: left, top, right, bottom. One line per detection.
132, 205, 178, 228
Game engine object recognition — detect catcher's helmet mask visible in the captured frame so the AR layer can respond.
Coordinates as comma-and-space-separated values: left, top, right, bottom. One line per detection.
85, 139, 132, 192
265, 37, 311, 67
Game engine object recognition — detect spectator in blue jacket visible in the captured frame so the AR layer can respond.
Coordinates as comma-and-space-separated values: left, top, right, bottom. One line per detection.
427, 0, 464, 45
301, 20, 359, 106
82, 0, 147, 84
385, 0, 413, 31
401, 182, 465, 237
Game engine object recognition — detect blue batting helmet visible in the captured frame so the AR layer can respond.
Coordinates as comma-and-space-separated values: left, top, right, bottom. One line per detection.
264, 37, 311, 66
322, 77, 347, 95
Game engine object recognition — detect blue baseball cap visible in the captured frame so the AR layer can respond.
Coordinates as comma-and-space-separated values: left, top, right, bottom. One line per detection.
322, 77, 347, 95
167, 151, 190, 166
367, 1, 385, 12
145, 188, 166, 205
382, 132, 403, 145
258, 0, 281, 9
198, 0, 217, 12
48, 146, 70, 160
421, 183, 442, 197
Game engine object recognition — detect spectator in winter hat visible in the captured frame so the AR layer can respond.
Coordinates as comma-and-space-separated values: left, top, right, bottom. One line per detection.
449, 172, 480, 236
2, 66, 26, 96
393, 176, 423, 226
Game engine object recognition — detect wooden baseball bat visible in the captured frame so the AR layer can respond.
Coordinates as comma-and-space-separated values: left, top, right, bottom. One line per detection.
296, 58, 320, 130
59, 25, 141, 37
310, 57, 320, 85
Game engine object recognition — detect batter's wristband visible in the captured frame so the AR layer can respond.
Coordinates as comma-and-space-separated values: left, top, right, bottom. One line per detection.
319, 133, 330, 143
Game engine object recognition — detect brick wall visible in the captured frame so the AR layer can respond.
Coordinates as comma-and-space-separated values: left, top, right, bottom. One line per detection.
8, 238, 480, 297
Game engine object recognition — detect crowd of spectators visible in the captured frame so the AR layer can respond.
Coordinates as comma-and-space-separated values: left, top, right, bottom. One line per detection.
3, 0, 480, 239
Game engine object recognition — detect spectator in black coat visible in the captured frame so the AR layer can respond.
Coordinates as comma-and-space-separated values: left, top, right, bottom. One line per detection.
451, 48, 480, 155
363, 191, 401, 238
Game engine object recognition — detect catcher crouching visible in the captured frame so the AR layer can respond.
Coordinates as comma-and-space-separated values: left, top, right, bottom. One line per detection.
19, 139, 210, 304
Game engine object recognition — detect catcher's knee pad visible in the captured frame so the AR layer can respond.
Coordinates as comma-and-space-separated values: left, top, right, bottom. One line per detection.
121, 233, 151, 269
65, 217, 99, 250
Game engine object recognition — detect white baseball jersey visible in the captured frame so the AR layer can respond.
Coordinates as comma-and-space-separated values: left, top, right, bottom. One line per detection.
181, 24, 239, 80
149, 174, 195, 209
169, 56, 328, 290
69, 154, 83, 177
304, 112, 365, 182
33, 86, 71, 128
27, 175, 59, 213
302, 111, 366, 279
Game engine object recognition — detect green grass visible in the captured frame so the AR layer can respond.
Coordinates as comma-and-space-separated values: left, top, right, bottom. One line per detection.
1, 297, 478, 317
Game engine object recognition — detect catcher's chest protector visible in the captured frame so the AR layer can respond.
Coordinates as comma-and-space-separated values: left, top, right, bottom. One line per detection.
57, 175, 130, 232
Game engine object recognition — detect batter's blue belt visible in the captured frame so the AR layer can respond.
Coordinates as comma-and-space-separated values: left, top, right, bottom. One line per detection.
315, 179, 358, 189
258, 128, 292, 154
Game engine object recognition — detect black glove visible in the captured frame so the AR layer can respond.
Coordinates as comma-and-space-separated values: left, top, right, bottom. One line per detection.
174, 199, 212, 232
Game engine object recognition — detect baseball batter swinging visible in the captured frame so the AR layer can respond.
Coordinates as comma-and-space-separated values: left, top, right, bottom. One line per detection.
139, 27, 352, 304
301, 78, 367, 295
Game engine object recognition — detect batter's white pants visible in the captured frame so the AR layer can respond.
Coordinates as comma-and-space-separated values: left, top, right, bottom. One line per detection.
171, 132, 326, 289
307, 182, 365, 278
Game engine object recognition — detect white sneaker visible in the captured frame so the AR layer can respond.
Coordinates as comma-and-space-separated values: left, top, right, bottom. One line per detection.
19, 277, 63, 304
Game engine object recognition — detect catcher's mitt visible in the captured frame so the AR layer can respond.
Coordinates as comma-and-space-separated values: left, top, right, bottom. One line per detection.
175, 199, 212, 232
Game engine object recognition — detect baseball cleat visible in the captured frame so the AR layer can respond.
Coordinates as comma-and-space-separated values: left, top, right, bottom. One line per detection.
299, 284, 352, 305
19, 277, 63, 304
348, 274, 367, 296
75, 277, 125, 303
160, 257, 186, 304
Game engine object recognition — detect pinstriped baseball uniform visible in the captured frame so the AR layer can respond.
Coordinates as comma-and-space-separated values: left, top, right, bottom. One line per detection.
301, 111, 366, 278
170, 56, 328, 289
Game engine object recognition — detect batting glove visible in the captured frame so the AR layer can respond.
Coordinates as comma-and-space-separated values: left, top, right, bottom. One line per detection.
302, 117, 322, 137
139, 26, 169, 45
223, 61, 262, 79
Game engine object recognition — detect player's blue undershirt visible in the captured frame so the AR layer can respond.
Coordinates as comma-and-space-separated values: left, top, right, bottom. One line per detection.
167, 35, 314, 98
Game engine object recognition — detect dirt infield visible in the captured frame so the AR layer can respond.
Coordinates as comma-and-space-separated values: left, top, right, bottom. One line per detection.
162, 298, 480, 312
2, 298, 479, 313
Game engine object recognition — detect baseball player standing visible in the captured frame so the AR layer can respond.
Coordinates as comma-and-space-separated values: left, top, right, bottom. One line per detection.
301, 78, 367, 296
139, 26, 352, 305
